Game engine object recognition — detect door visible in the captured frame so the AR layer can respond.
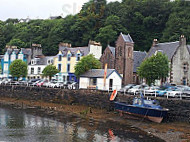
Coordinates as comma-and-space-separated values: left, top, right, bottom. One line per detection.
109, 79, 113, 91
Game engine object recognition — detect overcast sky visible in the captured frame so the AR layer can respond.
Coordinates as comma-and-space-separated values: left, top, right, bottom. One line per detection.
0, 0, 121, 21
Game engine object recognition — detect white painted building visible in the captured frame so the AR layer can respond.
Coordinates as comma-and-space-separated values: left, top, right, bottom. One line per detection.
79, 69, 122, 91
28, 56, 54, 80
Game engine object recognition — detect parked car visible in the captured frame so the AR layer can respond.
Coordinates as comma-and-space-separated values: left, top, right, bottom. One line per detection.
31, 80, 42, 86
143, 86, 159, 95
128, 85, 142, 95
119, 84, 135, 93
9, 81, 20, 85
27, 79, 41, 86
37, 80, 48, 87
42, 81, 51, 88
156, 86, 177, 96
166, 88, 183, 98
49, 82, 63, 88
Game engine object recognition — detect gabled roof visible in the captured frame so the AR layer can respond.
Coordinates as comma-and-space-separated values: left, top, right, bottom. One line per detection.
58, 47, 89, 57
108, 45, 115, 57
121, 33, 134, 43
146, 41, 180, 60
5, 48, 32, 55
80, 69, 122, 79
133, 51, 146, 73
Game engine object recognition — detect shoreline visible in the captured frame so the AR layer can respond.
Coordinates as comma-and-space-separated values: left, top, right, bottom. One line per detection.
0, 97, 189, 142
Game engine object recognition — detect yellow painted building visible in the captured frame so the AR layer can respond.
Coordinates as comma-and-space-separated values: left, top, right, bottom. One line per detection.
53, 41, 102, 82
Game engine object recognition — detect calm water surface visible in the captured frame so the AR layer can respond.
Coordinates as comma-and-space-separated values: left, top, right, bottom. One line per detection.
0, 107, 164, 142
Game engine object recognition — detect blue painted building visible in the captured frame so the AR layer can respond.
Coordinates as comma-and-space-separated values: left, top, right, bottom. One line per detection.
0, 46, 32, 79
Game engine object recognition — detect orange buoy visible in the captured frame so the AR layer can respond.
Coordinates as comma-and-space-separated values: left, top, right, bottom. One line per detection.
110, 90, 117, 101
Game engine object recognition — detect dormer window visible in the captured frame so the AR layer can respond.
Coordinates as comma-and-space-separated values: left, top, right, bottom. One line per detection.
58, 55, 62, 61
76, 53, 81, 61
67, 54, 71, 61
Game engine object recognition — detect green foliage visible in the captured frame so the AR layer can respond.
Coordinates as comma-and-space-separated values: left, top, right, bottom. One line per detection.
95, 25, 117, 50
7, 38, 27, 48
9, 59, 27, 79
0, 0, 189, 55
42, 65, 59, 80
137, 52, 169, 86
74, 54, 101, 77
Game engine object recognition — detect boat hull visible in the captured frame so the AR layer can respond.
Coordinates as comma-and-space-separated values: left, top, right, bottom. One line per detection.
114, 102, 168, 123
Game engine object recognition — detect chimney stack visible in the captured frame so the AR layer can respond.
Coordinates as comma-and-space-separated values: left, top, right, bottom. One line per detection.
179, 35, 186, 46
152, 39, 158, 47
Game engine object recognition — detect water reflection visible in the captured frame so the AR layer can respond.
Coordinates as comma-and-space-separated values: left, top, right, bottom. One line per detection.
0, 107, 163, 142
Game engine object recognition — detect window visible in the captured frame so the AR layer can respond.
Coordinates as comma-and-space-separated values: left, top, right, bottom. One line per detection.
18, 54, 23, 60
67, 64, 70, 72
11, 54, 16, 61
31, 68, 34, 74
48, 60, 51, 64
67, 54, 71, 61
38, 67, 41, 74
183, 63, 188, 72
58, 64, 61, 72
76, 54, 80, 61
4, 54, 9, 62
4, 64, 8, 71
58, 55, 62, 61
119, 46, 122, 56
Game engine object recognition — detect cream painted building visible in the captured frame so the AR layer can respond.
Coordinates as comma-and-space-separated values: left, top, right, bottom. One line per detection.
53, 41, 102, 82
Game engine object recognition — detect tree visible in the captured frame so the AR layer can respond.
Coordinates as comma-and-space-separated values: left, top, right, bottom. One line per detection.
9, 59, 27, 80
137, 52, 169, 86
42, 65, 59, 80
95, 25, 117, 50
74, 54, 101, 77
7, 38, 27, 48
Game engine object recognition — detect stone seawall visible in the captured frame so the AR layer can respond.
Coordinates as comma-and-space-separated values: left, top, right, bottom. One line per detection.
0, 85, 189, 123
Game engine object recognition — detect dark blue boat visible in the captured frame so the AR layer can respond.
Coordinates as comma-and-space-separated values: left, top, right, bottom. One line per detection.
114, 94, 169, 123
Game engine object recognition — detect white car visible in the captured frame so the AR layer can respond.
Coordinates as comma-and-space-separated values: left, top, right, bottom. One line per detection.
143, 86, 159, 95
166, 88, 183, 97
49, 82, 63, 88
128, 85, 141, 95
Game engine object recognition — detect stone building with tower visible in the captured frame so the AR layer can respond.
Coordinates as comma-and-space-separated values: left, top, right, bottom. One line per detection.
100, 33, 146, 85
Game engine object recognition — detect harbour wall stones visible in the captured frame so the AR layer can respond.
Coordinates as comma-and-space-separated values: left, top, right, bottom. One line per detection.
0, 85, 189, 123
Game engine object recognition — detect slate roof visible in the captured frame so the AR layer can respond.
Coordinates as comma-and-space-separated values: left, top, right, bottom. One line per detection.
121, 33, 134, 43
146, 41, 180, 60
133, 51, 147, 73
80, 69, 122, 78
59, 47, 89, 57
108, 45, 115, 57
5, 48, 32, 55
